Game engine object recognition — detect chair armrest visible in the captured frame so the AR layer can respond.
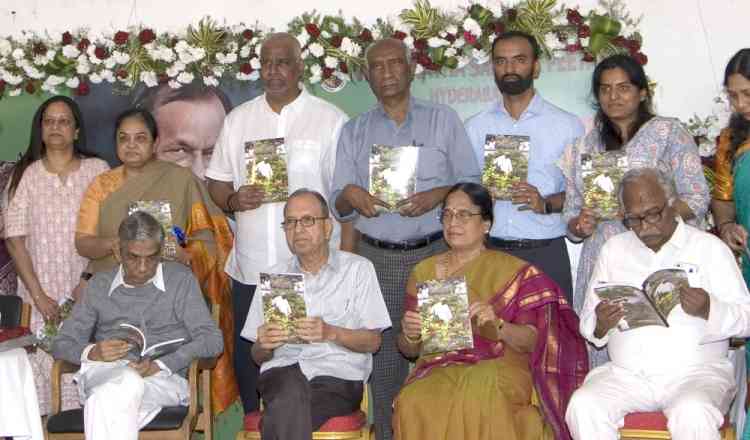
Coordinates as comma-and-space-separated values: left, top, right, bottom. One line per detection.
197, 356, 217, 370
50, 359, 81, 415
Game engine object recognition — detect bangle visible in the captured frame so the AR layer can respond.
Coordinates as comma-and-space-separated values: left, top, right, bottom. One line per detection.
403, 332, 422, 344
497, 317, 506, 331
717, 220, 734, 230
541, 198, 549, 215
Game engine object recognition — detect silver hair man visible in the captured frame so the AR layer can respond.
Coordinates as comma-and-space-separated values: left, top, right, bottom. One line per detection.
118, 211, 165, 246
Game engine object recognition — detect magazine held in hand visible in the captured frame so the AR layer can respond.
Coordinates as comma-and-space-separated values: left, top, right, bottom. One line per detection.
117, 322, 185, 360
260, 272, 308, 344
594, 268, 690, 330
581, 151, 629, 220
128, 200, 180, 259
369, 144, 419, 214
417, 276, 474, 355
482, 134, 529, 201
245, 137, 288, 203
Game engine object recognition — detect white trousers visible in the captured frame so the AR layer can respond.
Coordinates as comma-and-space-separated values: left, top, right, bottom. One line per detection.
0, 348, 44, 440
77, 361, 188, 440
565, 361, 736, 440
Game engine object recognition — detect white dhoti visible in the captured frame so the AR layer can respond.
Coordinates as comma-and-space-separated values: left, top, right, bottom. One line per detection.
565, 360, 736, 440
0, 348, 44, 440
76, 361, 189, 440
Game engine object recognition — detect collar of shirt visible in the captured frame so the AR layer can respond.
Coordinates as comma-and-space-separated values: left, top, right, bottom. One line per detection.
374, 95, 416, 129
627, 216, 688, 257
493, 91, 543, 121
108, 263, 166, 296
261, 86, 310, 117
291, 249, 342, 277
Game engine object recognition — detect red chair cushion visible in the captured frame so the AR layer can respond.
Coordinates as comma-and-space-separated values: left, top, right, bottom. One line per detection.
622, 412, 730, 430
244, 410, 366, 432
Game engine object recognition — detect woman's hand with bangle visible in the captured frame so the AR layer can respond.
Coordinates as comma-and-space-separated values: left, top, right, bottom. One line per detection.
719, 221, 749, 253
31, 289, 60, 322
401, 310, 422, 344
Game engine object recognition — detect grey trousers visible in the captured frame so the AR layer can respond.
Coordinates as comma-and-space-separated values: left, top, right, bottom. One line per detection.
357, 237, 447, 440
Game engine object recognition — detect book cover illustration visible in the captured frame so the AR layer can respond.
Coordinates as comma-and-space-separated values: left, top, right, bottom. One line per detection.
260, 272, 308, 344
244, 137, 287, 203
369, 144, 419, 214
482, 134, 530, 201
128, 200, 178, 259
116, 322, 185, 360
417, 276, 474, 355
581, 151, 629, 220
594, 268, 689, 331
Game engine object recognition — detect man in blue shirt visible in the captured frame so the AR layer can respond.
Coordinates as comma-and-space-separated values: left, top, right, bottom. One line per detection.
465, 31, 584, 302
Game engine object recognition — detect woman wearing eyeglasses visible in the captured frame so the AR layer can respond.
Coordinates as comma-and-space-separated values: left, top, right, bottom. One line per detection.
558, 54, 709, 368
392, 182, 588, 440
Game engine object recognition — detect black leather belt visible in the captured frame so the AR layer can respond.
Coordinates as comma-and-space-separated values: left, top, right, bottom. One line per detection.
488, 236, 557, 250
361, 231, 444, 251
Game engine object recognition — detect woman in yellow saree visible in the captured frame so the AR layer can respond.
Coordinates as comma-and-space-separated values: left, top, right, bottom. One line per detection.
394, 182, 588, 440
74, 108, 238, 413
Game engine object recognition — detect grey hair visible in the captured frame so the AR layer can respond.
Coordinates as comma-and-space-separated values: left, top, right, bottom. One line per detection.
616, 167, 676, 207
262, 32, 302, 59
118, 211, 165, 245
284, 188, 330, 217
364, 38, 412, 69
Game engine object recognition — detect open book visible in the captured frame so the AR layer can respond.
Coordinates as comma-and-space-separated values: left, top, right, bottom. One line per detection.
245, 137, 287, 203
369, 144, 419, 214
117, 323, 185, 360
260, 272, 308, 344
417, 276, 474, 355
594, 268, 689, 330
581, 151, 628, 220
482, 134, 529, 201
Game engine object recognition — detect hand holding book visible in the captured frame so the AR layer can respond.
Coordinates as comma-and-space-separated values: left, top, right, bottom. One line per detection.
593, 301, 625, 338
679, 287, 710, 319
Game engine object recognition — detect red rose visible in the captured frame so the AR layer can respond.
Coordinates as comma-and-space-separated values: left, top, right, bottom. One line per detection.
416, 53, 431, 67
463, 32, 478, 46
612, 36, 627, 47
414, 38, 428, 51
113, 31, 129, 46
0, 79, 6, 95
242, 29, 254, 41
32, 43, 47, 56
359, 28, 373, 43
339, 62, 349, 74
138, 29, 156, 45
493, 21, 505, 35
239, 63, 253, 75
445, 33, 456, 43
62, 32, 73, 45
426, 61, 440, 71
577, 25, 591, 39
116, 69, 128, 79
567, 9, 583, 26
625, 39, 641, 53
566, 42, 582, 53
25, 82, 35, 94
305, 23, 321, 39
633, 52, 648, 65
94, 46, 108, 60
393, 31, 407, 41
77, 38, 90, 51
582, 52, 595, 62
505, 8, 517, 21
322, 67, 334, 79
330, 36, 343, 48
157, 73, 169, 84
75, 80, 90, 96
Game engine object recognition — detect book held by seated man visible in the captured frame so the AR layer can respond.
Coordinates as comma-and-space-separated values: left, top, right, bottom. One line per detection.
368, 144, 419, 214
417, 276, 474, 355
244, 137, 287, 203
260, 272, 308, 344
594, 268, 690, 331
581, 151, 629, 220
482, 134, 530, 201
115, 322, 186, 361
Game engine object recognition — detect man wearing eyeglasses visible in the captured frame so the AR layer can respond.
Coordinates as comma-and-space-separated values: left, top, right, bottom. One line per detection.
242, 188, 391, 439
566, 168, 750, 440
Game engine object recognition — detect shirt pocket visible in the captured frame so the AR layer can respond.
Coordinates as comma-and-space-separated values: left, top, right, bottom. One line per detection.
287, 139, 323, 191
322, 291, 354, 327
416, 145, 448, 188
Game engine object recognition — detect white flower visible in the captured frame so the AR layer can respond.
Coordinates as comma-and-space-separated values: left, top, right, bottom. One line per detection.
190, 47, 206, 61
3, 72, 23, 86
593, 175, 615, 193
112, 51, 130, 65
414, 64, 424, 75
324, 56, 338, 69
372, 28, 382, 40
310, 64, 322, 77
62, 44, 80, 59
24, 66, 44, 79
11, 48, 24, 60
101, 69, 115, 83
580, 37, 590, 47
33, 55, 49, 66
140, 71, 158, 87
321, 30, 331, 39
494, 155, 513, 174
272, 296, 291, 316
428, 37, 449, 48
203, 75, 219, 87
256, 161, 273, 179
308, 42, 325, 58
250, 57, 262, 70
487, 2, 504, 17
65, 77, 80, 88
239, 44, 252, 58
309, 74, 321, 84
301, 49, 309, 59
9, 88, 21, 96
393, 19, 412, 35
340, 37, 361, 57
89, 72, 103, 84
329, 22, 339, 33
218, 52, 237, 64
545, 34, 564, 52
403, 36, 414, 49
166, 61, 185, 77
462, 17, 482, 37
104, 58, 116, 69
13, 31, 29, 45
0, 39, 12, 57
174, 40, 190, 53
227, 41, 239, 53
213, 66, 225, 77
168, 79, 182, 89
45, 75, 65, 86
446, 25, 458, 36
472, 48, 489, 64
177, 71, 194, 84
296, 30, 310, 48
453, 38, 465, 49
250, 70, 260, 81
445, 47, 457, 57
430, 303, 453, 322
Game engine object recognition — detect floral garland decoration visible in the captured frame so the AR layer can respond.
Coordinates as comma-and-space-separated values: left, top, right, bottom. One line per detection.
0, 0, 647, 97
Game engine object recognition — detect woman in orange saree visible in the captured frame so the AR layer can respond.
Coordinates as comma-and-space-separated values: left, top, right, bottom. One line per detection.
75, 108, 238, 413
394, 182, 588, 440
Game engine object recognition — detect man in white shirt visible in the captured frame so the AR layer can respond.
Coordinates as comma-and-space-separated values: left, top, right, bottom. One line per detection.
205, 33, 351, 413
243, 189, 391, 439
565, 168, 750, 440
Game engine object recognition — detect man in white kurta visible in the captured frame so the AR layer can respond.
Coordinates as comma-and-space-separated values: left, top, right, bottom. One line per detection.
565, 168, 750, 440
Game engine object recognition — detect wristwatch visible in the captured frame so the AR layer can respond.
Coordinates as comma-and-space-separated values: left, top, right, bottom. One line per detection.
80, 271, 93, 281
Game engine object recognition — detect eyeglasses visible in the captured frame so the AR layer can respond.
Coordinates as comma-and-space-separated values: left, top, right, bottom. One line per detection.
439, 208, 482, 225
42, 117, 74, 128
281, 215, 329, 230
622, 203, 667, 229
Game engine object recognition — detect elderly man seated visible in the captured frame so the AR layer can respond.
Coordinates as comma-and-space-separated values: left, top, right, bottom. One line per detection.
52, 211, 223, 440
565, 168, 750, 440
242, 188, 391, 439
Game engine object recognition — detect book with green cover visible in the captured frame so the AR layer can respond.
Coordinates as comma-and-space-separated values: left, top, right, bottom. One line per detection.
581, 151, 629, 220
369, 144, 419, 213
482, 134, 530, 201
260, 272, 308, 344
417, 276, 474, 355
245, 137, 287, 203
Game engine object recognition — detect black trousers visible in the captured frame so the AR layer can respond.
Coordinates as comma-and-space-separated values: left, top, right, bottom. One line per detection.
232, 279, 260, 413
258, 364, 363, 440
488, 236, 573, 304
